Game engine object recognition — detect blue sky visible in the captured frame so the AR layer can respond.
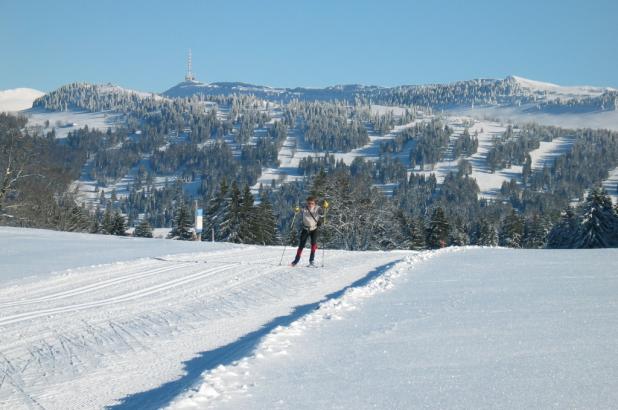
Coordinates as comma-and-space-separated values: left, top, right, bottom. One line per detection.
1, 0, 617, 92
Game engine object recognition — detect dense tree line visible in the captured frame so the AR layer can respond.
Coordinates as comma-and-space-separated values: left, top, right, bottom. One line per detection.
0, 113, 86, 229
298, 101, 369, 152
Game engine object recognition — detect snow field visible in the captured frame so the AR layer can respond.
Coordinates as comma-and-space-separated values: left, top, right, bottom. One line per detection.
0, 228, 402, 409
21, 108, 124, 138
528, 136, 576, 170
185, 248, 618, 410
167, 248, 457, 409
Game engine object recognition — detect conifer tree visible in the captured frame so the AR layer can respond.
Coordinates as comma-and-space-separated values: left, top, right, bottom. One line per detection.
220, 181, 242, 242
572, 187, 618, 248
477, 220, 498, 246
426, 207, 449, 248
204, 179, 229, 241
499, 210, 524, 248
134, 218, 153, 238
254, 193, 278, 245
238, 185, 256, 244
547, 208, 578, 248
410, 217, 427, 250
171, 201, 193, 240
90, 215, 101, 234
112, 211, 127, 236
101, 207, 114, 235
523, 214, 551, 248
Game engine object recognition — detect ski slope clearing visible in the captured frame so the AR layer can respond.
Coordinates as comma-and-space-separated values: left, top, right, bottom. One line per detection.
0, 228, 402, 409
451, 105, 618, 131
528, 136, 576, 170
172, 248, 618, 410
412, 118, 521, 198
0, 88, 44, 112
21, 108, 124, 138
602, 165, 618, 204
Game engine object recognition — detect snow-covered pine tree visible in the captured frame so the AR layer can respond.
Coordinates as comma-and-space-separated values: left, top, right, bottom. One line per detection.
426, 207, 449, 248
546, 208, 578, 248
499, 210, 524, 248
449, 218, 469, 246
523, 214, 551, 248
171, 201, 193, 240
572, 187, 618, 248
112, 211, 127, 236
101, 207, 114, 235
134, 218, 153, 238
219, 181, 242, 243
410, 217, 427, 250
66, 205, 90, 232
254, 193, 278, 245
89, 215, 101, 234
476, 220, 498, 246
204, 179, 228, 241
238, 185, 257, 244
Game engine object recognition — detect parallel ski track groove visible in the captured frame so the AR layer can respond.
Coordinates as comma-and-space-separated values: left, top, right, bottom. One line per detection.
0, 264, 247, 327
0, 263, 192, 308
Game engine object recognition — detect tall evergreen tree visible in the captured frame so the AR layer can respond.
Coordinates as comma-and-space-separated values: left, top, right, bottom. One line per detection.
101, 207, 114, 235
171, 201, 193, 240
238, 185, 256, 244
254, 193, 278, 245
523, 214, 551, 248
499, 210, 524, 248
476, 220, 498, 246
426, 207, 449, 248
547, 208, 578, 248
409, 217, 427, 250
112, 211, 127, 236
572, 187, 618, 248
204, 179, 229, 241
220, 181, 242, 242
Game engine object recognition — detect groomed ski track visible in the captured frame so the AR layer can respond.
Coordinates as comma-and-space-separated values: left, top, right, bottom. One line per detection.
0, 229, 406, 409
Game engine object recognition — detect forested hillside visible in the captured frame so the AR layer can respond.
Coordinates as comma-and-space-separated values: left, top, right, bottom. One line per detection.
4, 78, 618, 249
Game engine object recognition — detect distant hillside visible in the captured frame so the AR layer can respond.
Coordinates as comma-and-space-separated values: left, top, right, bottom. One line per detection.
162, 76, 618, 114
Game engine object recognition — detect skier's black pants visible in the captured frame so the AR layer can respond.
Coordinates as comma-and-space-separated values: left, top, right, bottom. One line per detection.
295, 228, 318, 262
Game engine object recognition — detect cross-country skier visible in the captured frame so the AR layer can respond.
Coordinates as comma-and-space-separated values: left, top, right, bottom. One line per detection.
291, 196, 323, 266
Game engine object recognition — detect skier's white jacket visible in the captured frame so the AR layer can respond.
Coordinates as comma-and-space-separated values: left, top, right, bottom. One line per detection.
301, 205, 322, 231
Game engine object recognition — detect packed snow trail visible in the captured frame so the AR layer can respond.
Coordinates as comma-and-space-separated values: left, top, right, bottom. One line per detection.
170, 248, 618, 409
0, 228, 402, 409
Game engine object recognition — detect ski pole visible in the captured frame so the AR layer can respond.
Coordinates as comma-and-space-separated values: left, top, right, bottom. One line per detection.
279, 206, 301, 266
321, 199, 329, 268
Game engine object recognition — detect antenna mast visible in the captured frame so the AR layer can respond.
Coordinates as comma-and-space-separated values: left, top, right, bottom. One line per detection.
185, 49, 195, 81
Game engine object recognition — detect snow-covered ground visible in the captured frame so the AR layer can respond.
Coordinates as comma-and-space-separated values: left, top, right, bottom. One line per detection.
602, 165, 618, 204
510, 75, 614, 99
0, 88, 44, 112
528, 136, 576, 170
0, 228, 402, 409
21, 108, 124, 138
171, 247, 618, 410
2, 228, 617, 409
450, 105, 618, 131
